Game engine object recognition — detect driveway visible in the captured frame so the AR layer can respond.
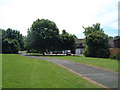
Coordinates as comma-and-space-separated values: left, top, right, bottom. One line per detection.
20, 52, 119, 89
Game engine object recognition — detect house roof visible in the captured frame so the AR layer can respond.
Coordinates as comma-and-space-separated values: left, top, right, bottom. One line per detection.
114, 38, 120, 41
75, 39, 84, 44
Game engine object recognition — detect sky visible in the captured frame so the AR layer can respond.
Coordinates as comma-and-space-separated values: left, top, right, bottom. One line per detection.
0, 0, 119, 38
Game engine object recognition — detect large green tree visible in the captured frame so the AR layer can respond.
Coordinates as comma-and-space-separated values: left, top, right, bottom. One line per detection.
27, 19, 60, 55
5, 28, 24, 50
83, 23, 110, 58
61, 30, 76, 54
1, 28, 24, 53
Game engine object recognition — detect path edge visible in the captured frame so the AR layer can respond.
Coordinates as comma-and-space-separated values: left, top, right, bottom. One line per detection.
55, 63, 110, 89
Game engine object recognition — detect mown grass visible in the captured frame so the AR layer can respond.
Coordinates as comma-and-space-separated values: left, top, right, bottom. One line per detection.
44, 55, 119, 72
28, 53, 40, 55
2, 54, 104, 88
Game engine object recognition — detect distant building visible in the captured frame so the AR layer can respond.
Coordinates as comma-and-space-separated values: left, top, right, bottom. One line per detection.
75, 39, 86, 54
74, 38, 120, 55
114, 38, 120, 48
109, 39, 114, 48
109, 38, 120, 48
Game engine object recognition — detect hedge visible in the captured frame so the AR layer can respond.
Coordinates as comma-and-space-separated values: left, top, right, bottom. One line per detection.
109, 48, 120, 60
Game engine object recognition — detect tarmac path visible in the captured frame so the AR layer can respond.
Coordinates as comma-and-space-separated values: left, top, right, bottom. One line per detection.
20, 52, 119, 89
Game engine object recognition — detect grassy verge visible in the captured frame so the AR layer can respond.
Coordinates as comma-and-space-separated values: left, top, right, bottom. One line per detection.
27, 53, 40, 55
2, 54, 104, 88
43, 55, 119, 72
19, 51, 27, 53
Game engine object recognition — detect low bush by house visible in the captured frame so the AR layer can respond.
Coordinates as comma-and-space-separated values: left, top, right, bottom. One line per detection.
109, 48, 120, 60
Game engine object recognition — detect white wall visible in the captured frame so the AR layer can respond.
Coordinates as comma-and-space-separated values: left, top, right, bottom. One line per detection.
75, 49, 80, 54
75, 48, 84, 54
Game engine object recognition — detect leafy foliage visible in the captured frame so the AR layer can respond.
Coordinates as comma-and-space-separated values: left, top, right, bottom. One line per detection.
61, 30, 76, 52
83, 23, 103, 37
1, 28, 24, 53
83, 23, 110, 58
114, 36, 120, 39
26, 19, 76, 55
2, 39, 19, 53
27, 19, 60, 55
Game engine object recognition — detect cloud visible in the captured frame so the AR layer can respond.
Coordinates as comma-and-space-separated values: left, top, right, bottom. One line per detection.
0, 0, 119, 38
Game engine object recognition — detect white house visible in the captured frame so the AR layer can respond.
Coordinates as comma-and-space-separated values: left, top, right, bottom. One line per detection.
75, 39, 86, 54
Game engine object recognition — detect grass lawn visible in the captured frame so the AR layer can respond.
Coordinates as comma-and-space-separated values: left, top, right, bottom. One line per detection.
43, 55, 119, 72
2, 54, 104, 88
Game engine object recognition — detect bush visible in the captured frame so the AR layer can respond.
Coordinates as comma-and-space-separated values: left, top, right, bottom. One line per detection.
83, 23, 110, 58
109, 48, 120, 60
96, 48, 110, 58
2, 39, 19, 54
84, 46, 90, 57
84, 46, 110, 58
27, 49, 39, 53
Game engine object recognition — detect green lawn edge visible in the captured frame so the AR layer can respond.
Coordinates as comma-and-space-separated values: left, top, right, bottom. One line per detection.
2, 54, 105, 88
42, 55, 119, 72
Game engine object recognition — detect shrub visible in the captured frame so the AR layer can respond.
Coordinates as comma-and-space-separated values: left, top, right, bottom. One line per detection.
109, 48, 120, 60
84, 46, 91, 57
2, 39, 19, 54
27, 49, 39, 53
84, 45, 110, 58
83, 23, 110, 58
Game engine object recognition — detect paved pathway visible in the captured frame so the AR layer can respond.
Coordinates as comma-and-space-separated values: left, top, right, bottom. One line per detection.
20, 52, 119, 89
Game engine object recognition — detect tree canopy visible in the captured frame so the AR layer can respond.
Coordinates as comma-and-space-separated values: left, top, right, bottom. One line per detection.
114, 36, 120, 39
61, 30, 76, 52
26, 19, 76, 55
83, 23, 110, 58
1, 28, 24, 53
27, 19, 60, 55
83, 23, 103, 37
